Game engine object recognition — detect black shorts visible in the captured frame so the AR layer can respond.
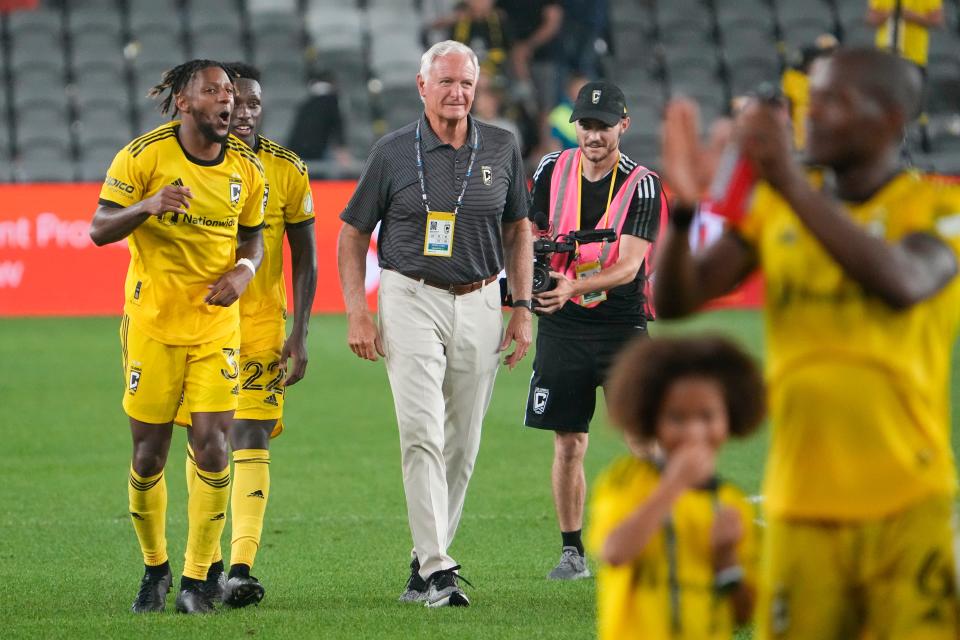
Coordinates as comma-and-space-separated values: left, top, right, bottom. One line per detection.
524, 329, 645, 433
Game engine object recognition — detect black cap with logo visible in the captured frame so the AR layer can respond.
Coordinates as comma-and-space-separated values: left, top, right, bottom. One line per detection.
569, 81, 628, 126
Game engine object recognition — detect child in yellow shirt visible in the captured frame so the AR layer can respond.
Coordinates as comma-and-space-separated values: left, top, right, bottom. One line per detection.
588, 336, 766, 639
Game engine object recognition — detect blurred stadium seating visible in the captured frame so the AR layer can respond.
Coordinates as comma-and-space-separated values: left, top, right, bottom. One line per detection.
0, 0, 958, 182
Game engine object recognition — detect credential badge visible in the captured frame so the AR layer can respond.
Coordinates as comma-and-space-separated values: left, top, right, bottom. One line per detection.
592, 89, 601, 104
482, 165, 492, 186
533, 387, 549, 415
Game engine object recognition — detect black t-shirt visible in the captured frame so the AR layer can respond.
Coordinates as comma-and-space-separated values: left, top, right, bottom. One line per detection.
529, 151, 661, 337
496, 0, 561, 61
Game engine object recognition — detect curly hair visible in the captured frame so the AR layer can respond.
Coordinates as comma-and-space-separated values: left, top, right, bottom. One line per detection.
225, 61, 261, 83
606, 335, 766, 442
147, 59, 236, 116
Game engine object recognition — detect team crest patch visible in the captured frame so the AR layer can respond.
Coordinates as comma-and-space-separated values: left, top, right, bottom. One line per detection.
128, 367, 142, 394
262, 183, 270, 211
592, 89, 601, 104
482, 166, 492, 186
303, 192, 314, 214
230, 177, 242, 207
533, 387, 549, 415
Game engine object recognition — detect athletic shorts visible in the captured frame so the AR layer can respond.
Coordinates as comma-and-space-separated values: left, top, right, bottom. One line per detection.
120, 314, 241, 424
755, 494, 959, 640
174, 345, 285, 438
524, 329, 644, 433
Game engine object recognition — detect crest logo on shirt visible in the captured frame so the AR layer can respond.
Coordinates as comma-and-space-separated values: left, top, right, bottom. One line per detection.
592, 90, 601, 104
303, 192, 314, 214
533, 387, 549, 415
262, 183, 270, 212
482, 166, 492, 186
229, 177, 242, 207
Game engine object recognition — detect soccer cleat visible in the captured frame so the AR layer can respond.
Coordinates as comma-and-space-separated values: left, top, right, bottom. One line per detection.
547, 546, 592, 581
398, 556, 428, 603
174, 583, 216, 614
424, 565, 471, 608
202, 566, 227, 604
222, 574, 265, 609
131, 566, 172, 613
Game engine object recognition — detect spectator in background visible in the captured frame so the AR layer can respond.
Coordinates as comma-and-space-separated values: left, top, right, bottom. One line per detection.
547, 72, 588, 149
780, 34, 837, 151
447, 0, 513, 83
866, 0, 945, 151
560, 0, 609, 81
474, 70, 523, 146
287, 69, 351, 169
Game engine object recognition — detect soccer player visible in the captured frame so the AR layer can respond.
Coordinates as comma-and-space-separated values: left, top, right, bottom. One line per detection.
590, 335, 765, 639
177, 61, 317, 608
657, 48, 960, 638
88, 60, 266, 615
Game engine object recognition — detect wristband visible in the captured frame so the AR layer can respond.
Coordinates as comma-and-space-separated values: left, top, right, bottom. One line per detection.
511, 299, 534, 311
714, 564, 744, 593
670, 202, 697, 231
235, 257, 256, 277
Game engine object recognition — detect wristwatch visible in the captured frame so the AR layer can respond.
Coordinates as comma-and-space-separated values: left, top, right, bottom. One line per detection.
511, 299, 534, 311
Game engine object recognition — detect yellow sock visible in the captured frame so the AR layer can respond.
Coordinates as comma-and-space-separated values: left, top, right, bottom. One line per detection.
230, 449, 270, 569
128, 466, 168, 566
185, 444, 222, 565
184, 465, 230, 580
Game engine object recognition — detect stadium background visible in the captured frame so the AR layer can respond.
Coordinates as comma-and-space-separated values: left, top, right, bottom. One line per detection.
1, 0, 959, 638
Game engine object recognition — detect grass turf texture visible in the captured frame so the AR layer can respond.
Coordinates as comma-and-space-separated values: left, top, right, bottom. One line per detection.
1, 311, 957, 639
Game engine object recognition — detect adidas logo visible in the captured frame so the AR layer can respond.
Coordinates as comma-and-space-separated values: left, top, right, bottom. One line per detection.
231, 384, 240, 396
210, 512, 225, 521
248, 489, 265, 499
264, 394, 278, 406
168, 178, 185, 223
130, 512, 145, 520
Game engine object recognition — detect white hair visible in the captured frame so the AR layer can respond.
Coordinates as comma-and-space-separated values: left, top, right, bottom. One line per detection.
419, 40, 480, 82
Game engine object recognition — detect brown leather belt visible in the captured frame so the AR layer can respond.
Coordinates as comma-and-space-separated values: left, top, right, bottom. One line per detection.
399, 271, 498, 296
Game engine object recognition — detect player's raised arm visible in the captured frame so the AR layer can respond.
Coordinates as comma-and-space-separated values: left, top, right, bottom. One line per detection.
89, 185, 193, 246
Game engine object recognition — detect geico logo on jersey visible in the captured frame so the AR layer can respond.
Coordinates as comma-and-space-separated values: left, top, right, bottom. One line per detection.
104, 176, 135, 193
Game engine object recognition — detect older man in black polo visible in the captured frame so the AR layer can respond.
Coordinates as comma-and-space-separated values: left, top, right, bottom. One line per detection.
337, 40, 533, 608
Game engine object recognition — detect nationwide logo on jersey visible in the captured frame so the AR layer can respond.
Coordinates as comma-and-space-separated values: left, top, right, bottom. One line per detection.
264, 393, 279, 407
128, 367, 142, 394
482, 166, 492, 186
229, 176, 242, 207
592, 89, 601, 104
533, 387, 549, 415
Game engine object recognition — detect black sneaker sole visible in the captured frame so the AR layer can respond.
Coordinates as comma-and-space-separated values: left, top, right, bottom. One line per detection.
224, 582, 265, 608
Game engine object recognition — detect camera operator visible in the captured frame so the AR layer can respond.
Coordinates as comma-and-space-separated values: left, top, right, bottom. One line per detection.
525, 81, 664, 581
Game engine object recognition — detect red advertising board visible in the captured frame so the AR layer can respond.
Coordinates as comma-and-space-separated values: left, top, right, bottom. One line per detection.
0, 181, 378, 316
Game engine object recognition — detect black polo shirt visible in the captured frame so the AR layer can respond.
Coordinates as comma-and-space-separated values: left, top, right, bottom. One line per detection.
340, 114, 529, 284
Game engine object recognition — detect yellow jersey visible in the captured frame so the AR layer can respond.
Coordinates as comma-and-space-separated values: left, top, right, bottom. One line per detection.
587, 456, 758, 640
239, 135, 314, 354
780, 67, 809, 151
99, 122, 266, 346
871, 0, 942, 67
738, 171, 960, 520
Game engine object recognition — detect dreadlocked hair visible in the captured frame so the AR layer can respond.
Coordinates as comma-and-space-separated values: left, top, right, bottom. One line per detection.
225, 61, 261, 82
147, 59, 236, 116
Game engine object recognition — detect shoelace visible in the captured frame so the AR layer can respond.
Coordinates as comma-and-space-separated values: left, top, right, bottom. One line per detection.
433, 564, 474, 589
136, 572, 164, 601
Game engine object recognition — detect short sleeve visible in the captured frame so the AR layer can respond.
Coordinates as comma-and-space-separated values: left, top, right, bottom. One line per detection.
340, 142, 389, 232
284, 163, 315, 227
731, 181, 777, 249
98, 147, 144, 208
501, 140, 530, 223
622, 173, 662, 241
239, 160, 266, 230
529, 152, 557, 223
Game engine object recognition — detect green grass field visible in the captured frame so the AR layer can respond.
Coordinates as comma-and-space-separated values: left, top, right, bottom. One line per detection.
0, 310, 955, 639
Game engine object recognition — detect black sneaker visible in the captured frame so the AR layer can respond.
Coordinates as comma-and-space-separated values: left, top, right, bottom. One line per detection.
398, 556, 427, 603
174, 582, 215, 614
202, 566, 226, 604
223, 574, 265, 608
131, 566, 172, 613
424, 565, 471, 608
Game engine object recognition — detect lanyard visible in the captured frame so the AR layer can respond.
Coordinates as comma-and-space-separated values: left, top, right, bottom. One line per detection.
575, 150, 619, 231
415, 119, 479, 217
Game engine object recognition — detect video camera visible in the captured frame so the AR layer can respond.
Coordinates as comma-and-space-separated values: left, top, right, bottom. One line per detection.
530, 211, 615, 295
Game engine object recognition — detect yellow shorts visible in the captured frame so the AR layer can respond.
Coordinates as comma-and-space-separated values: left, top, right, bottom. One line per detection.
120, 315, 241, 424
756, 494, 959, 640
174, 345, 284, 438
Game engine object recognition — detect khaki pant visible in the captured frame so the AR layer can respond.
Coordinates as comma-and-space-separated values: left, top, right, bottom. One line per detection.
378, 269, 504, 579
